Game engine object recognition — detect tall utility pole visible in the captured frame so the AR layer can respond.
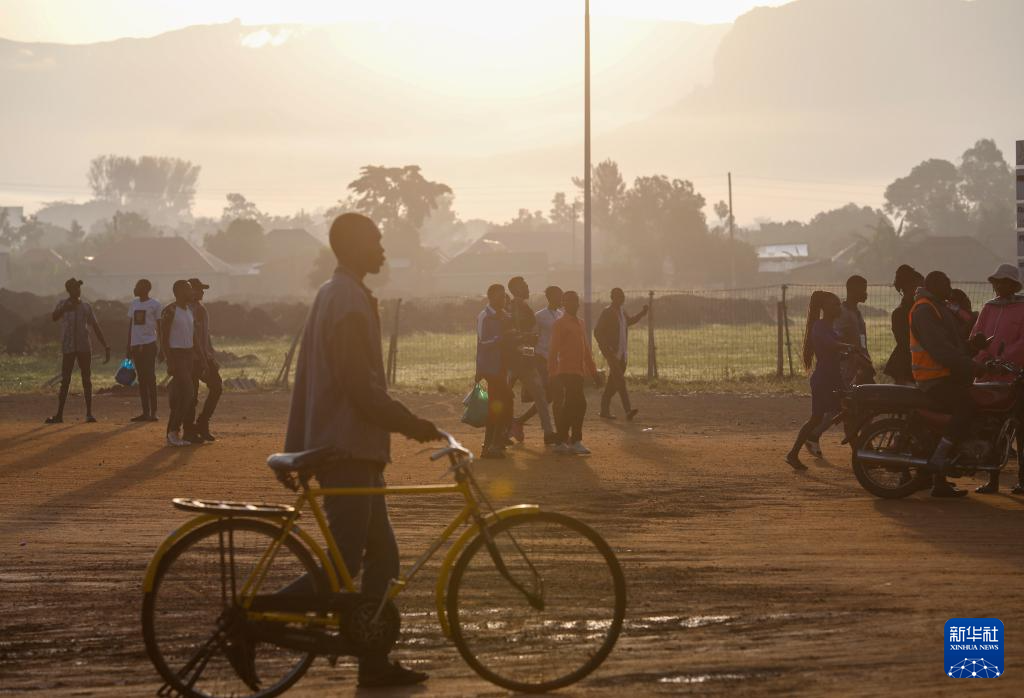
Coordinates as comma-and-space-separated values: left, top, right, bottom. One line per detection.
583, 0, 593, 342
728, 172, 735, 288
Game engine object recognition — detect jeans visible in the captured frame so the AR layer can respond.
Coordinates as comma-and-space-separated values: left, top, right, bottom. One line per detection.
283, 461, 399, 598
166, 349, 195, 434
130, 342, 158, 416
513, 361, 554, 435
191, 361, 223, 427
57, 351, 92, 416
554, 374, 586, 443
601, 355, 632, 415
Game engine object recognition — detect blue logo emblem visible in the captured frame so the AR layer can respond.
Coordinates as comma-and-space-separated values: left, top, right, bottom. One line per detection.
945, 618, 1003, 678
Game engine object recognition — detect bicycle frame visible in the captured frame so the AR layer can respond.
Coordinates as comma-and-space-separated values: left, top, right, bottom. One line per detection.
143, 474, 540, 639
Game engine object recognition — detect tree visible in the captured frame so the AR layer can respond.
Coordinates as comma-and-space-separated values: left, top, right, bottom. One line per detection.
617, 175, 708, 281
573, 159, 626, 233
221, 193, 262, 223
713, 200, 731, 229
88, 154, 201, 219
204, 218, 266, 263
549, 192, 579, 229
0, 215, 46, 250
958, 138, 1014, 253
884, 158, 968, 237
347, 165, 452, 256
850, 216, 921, 278
99, 211, 158, 241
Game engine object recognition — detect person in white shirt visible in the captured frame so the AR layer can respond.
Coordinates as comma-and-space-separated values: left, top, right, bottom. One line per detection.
126, 279, 163, 423
513, 286, 563, 435
159, 280, 203, 446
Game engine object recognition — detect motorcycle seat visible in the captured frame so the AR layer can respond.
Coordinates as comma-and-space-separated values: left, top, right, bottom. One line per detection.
849, 384, 932, 410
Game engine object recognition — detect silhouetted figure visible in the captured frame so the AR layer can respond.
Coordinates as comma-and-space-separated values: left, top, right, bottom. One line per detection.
506, 276, 557, 445
188, 278, 223, 442
911, 270, 984, 498
476, 284, 515, 458
160, 280, 201, 447
548, 291, 598, 455
515, 285, 564, 440
786, 291, 849, 469
836, 275, 875, 386
595, 288, 647, 421
282, 213, 440, 688
883, 265, 924, 385
127, 278, 162, 422
47, 278, 110, 424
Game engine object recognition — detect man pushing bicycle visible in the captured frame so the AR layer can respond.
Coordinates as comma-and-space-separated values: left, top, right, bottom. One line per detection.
281, 213, 442, 687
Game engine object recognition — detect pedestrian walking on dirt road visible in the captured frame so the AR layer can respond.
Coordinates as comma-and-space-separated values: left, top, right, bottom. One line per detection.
476, 283, 515, 459
188, 277, 222, 442
786, 291, 850, 469
549, 291, 599, 455
507, 276, 558, 447
595, 288, 647, 421
160, 280, 202, 447
279, 212, 442, 688
515, 285, 564, 442
126, 278, 162, 423
46, 278, 110, 424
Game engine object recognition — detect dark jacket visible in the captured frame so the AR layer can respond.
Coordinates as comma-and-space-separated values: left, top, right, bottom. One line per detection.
476, 306, 507, 377
884, 295, 914, 383
594, 305, 643, 359
284, 267, 421, 462
910, 289, 976, 386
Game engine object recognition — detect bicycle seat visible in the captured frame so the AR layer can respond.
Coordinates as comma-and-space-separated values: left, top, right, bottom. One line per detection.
266, 447, 338, 473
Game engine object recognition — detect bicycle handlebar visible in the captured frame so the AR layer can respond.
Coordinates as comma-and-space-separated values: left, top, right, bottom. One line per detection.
430, 431, 473, 463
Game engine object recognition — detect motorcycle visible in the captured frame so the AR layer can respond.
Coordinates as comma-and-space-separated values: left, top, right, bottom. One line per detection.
842, 358, 1024, 499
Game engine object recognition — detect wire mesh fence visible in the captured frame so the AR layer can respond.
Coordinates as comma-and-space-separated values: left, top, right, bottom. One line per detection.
378, 282, 993, 389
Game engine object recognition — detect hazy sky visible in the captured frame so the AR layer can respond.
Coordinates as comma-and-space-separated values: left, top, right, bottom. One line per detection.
1, 0, 790, 43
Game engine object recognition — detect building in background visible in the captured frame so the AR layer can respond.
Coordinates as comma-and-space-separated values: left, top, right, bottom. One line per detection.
79, 236, 258, 300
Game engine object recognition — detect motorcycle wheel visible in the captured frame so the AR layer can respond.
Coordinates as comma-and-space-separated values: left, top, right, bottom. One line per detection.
852, 417, 930, 499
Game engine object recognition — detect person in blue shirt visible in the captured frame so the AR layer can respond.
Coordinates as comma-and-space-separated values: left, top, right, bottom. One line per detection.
786, 291, 851, 469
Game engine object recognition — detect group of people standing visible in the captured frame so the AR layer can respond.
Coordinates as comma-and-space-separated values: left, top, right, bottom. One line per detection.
474, 280, 648, 459
46, 276, 223, 448
787, 262, 1024, 498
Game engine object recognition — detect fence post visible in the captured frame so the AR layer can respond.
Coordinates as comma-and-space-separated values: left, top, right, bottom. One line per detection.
278, 325, 303, 389
776, 300, 784, 378
646, 290, 658, 380
386, 298, 402, 386
782, 284, 794, 377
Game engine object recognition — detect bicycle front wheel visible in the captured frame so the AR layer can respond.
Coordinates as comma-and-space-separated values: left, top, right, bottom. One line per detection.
142, 518, 328, 698
447, 511, 626, 693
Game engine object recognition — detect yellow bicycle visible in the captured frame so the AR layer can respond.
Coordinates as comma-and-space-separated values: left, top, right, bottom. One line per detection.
141, 433, 626, 696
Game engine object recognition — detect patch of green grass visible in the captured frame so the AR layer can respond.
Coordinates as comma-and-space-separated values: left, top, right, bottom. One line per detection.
0, 338, 294, 395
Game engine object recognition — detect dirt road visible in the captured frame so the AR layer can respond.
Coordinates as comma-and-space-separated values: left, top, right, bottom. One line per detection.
1, 389, 1022, 696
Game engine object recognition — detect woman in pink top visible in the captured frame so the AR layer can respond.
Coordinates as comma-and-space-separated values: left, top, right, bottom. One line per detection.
971, 264, 1024, 494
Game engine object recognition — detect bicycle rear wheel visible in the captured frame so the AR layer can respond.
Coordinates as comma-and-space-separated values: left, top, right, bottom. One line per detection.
447, 511, 626, 692
142, 518, 328, 698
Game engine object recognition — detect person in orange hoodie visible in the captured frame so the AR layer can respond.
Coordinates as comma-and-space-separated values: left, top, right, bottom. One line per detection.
970, 263, 1024, 494
547, 291, 599, 456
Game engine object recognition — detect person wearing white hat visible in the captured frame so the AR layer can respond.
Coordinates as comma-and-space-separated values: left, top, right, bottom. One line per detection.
970, 263, 1024, 494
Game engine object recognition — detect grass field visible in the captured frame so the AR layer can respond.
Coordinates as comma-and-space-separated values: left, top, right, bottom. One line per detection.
0, 338, 293, 395
0, 316, 901, 395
